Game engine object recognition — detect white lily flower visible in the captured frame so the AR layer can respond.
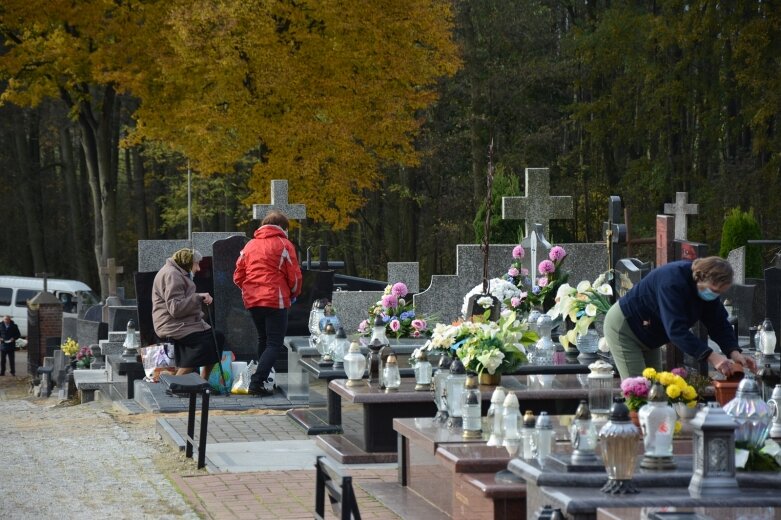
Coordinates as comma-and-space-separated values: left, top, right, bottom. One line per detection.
576, 280, 592, 293
597, 284, 613, 296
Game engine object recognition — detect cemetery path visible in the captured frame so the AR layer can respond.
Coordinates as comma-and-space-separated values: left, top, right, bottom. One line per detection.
0, 379, 201, 520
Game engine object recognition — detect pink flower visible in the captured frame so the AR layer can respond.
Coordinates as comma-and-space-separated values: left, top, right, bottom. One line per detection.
671, 367, 687, 378
508, 267, 519, 278
621, 377, 650, 398
381, 294, 398, 309
510, 297, 521, 307
549, 246, 567, 261
537, 277, 549, 288
357, 320, 369, 333
391, 282, 408, 298
411, 319, 426, 330
538, 259, 555, 275
389, 319, 401, 332
512, 245, 525, 259
520, 291, 528, 299
521, 268, 529, 276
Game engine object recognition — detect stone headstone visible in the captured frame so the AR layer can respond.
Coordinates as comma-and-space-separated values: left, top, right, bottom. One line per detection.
76, 318, 108, 348
501, 168, 574, 237
614, 258, 652, 299
722, 283, 756, 337
414, 243, 604, 324
212, 235, 255, 361
675, 240, 707, 261
83, 304, 103, 323
656, 215, 674, 267
137, 231, 244, 272
61, 316, 78, 344
602, 196, 627, 274
134, 272, 157, 346
727, 246, 746, 285
663, 191, 698, 241
252, 179, 307, 221
764, 255, 781, 352
108, 307, 139, 333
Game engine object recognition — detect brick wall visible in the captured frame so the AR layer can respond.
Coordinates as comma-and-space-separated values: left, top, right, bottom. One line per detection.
27, 304, 63, 376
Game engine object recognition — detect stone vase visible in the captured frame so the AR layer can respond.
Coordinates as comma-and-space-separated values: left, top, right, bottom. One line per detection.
479, 372, 502, 386
673, 402, 699, 420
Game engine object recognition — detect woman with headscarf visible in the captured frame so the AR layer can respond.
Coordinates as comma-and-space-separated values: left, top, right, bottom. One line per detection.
152, 248, 219, 378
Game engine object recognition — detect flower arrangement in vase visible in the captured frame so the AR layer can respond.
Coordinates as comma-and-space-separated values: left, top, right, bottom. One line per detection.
547, 272, 613, 351
75, 346, 94, 369
461, 278, 522, 318
504, 244, 568, 313
621, 368, 700, 418
61, 337, 80, 357
358, 282, 431, 339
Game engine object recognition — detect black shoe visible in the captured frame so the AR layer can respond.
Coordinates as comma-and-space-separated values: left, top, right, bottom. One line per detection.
247, 385, 274, 397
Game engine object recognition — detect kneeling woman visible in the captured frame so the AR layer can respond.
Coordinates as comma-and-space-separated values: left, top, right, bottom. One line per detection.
152, 248, 219, 379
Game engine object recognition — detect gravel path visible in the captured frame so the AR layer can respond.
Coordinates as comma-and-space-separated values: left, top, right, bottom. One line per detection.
0, 382, 201, 519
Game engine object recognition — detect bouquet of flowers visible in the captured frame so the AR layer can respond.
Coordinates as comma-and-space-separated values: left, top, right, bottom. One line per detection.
505, 244, 569, 313
426, 310, 536, 376
358, 282, 430, 339
620, 375, 652, 411
61, 337, 80, 357
621, 367, 700, 412
548, 272, 613, 349
461, 277, 522, 318
75, 346, 94, 369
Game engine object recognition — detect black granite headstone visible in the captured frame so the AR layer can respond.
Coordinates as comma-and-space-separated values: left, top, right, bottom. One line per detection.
674, 240, 708, 261
722, 283, 756, 337
764, 256, 781, 353
83, 304, 103, 322
290, 269, 335, 336
212, 235, 255, 361
614, 257, 652, 299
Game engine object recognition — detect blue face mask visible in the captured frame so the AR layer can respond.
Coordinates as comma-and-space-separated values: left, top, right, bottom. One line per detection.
698, 288, 719, 302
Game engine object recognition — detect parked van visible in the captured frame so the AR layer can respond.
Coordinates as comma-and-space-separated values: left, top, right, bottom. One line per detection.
0, 276, 99, 336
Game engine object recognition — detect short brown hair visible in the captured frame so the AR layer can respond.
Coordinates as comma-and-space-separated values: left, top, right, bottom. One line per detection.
692, 256, 733, 286
261, 210, 289, 230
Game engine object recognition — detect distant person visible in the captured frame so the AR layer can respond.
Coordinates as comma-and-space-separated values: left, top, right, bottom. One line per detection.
0, 315, 20, 376
152, 248, 219, 379
604, 256, 757, 379
234, 211, 302, 396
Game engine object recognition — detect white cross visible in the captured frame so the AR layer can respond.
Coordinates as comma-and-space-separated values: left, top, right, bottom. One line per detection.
252, 179, 307, 221
663, 192, 698, 241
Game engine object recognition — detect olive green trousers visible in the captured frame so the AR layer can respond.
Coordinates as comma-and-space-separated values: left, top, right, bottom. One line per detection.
603, 302, 662, 379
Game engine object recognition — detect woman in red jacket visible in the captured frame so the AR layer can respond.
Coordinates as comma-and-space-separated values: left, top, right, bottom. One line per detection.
234, 211, 302, 396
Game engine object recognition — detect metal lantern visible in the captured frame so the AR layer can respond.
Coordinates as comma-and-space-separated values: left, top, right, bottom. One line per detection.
535, 411, 554, 463
330, 327, 349, 368
688, 402, 739, 498
638, 383, 677, 470
766, 384, 781, 440
723, 372, 772, 449
588, 360, 614, 420
122, 320, 139, 357
317, 323, 336, 367
502, 392, 521, 456
433, 353, 453, 423
446, 358, 467, 429
382, 352, 401, 392
366, 338, 384, 387
343, 341, 366, 386
413, 349, 432, 391
598, 397, 641, 494
486, 386, 507, 446
462, 372, 482, 439
521, 410, 537, 460
570, 400, 598, 465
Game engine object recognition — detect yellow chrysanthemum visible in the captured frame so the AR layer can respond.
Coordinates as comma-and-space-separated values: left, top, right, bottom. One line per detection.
686, 400, 697, 408
666, 384, 682, 399
674, 420, 682, 434
642, 367, 657, 381
658, 372, 675, 386
673, 375, 687, 388
682, 385, 697, 401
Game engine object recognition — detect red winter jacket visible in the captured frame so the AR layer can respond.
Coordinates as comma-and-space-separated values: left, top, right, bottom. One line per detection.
233, 225, 302, 309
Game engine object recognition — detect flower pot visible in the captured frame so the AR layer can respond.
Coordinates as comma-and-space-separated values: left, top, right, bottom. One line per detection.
479, 372, 502, 386
712, 372, 744, 406
629, 410, 641, 429
673, 401, 699, 420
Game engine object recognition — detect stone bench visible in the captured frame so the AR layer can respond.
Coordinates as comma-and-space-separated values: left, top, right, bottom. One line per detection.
159, 373, 210, 469
72, 369, 110, 403
314, 455, 361, 520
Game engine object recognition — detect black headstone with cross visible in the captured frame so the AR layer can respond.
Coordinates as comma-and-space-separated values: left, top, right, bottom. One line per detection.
501, 167, 574, 238
602, 196, 628, 294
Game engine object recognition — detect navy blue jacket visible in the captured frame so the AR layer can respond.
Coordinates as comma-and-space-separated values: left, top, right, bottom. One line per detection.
618, 261, 739, 361
0, 320, 20, 352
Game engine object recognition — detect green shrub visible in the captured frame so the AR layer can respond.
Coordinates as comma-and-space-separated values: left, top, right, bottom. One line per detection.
719, 208, 763, 278
473, 163, 525, 245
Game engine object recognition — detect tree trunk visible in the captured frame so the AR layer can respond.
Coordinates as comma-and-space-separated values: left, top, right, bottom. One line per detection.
59, 126, 91, 282
130, 147, 149, 240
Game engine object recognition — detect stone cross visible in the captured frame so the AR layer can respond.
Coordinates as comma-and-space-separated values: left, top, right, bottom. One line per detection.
663, 192, 698, 241
34, 272, 54, 293
252, 179, 307, 221
601, 196, 627, 273
99, 258, 124, 297
502, 167, 574, 237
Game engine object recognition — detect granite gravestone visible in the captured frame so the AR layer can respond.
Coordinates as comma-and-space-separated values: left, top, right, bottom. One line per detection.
764, 254, 781, 353
675, 240, 708, 261
727, 246, 746, 285
663, 191, 699, 241
614, 258, 652, 299
655, 215, 675, 267
501, 167, 574, 237
137, 232, 244, 272
76, 318, 107, 348
602, 196, 628, 277
722, 283, 756, 337
252, 179, 307, 221
212, 235, 254, 361
61, 315, 78, 344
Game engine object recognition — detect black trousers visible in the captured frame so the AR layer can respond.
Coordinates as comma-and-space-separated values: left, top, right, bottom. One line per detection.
248, 307, 288, 386
0, 347, 15, 375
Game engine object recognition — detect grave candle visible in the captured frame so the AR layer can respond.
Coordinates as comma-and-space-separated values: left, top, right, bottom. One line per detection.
485, 386, 506, 445
446, 359, 467, 429
599, 397, 641, 494
462, 372, 482, 439
570, 400, 598, 465
432, 353, 452, 423
330, 327, 348, 369
761, 318, 777, 356
521, 410, 537, 460
413, 349, 432, 391
502, 393, 521, 456
344, 341, 366, 387
638, 383, 677, 470
535, 411, 553, 463
382, 352, 401, 392
588, 360, 614, 419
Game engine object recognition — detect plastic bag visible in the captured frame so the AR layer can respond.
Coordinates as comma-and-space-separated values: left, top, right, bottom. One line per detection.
139, 344, 176, 381
231, 360, 258, 394
208, 350, 235, 393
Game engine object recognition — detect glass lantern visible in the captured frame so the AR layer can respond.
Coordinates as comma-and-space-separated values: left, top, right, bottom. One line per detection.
535, 411, 554, 463
433, 353, 453, 423
462, 372, 482, 439
383, 352, 401, 392
318, 303, 341, 333
723, 372, 772, 449
318, 323, 336, 367
527, 309, 542, 335
588, 360, 614, 420
330, 327, 349, 369
502, 392, 521, 456
576, 327, 600, 364
413, 349, 432, 391
760, 318, 777, 356
370, 314, 390, 346
570, 400, 598, 465
598, 397, 641, 494
122, 319, 139, 357
767, 384, 781, 440
638, 383, 677, 470
446, 359, 467, 429
308, 299, 327, 350
344, 341, 366, 386
485, 386, 506, 443
531, 314, 555, 365
521, 410, 537, 460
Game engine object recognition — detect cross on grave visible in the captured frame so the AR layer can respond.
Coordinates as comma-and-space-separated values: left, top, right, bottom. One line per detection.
502, 167, 574, 237
35, 272, 54, 293
663, 192, 698, 241
252, 179, 307, 221
520, 223, 552, 285
99, 258, 124, 297
601, 196, 627, 274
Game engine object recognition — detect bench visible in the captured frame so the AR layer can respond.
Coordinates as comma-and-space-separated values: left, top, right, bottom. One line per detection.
159, 373, 210, 469
314, 455, 361, 520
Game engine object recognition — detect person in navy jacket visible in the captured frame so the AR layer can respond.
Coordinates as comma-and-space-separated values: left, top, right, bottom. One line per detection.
604, 257, 757, 379
0, 316, 20, 376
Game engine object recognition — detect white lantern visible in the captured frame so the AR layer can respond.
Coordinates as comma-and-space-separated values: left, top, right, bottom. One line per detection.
760, 318, 777, 356
330, 327, 349, 368
446, 359, 467, 428
485, 386, 506, 446
462, 373, 482, 439
413, 349, 433, 391
521, 410, 537, 460
535, 411, 554, 463
502, 393, 521, 456
638, 383, 677, 470
344, 341, 366, 386
570, 400, 598, 465
382, 352, 401, 392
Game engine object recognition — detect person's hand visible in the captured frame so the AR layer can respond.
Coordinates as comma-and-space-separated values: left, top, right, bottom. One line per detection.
709, 352, 738, 377
730, 350, 757, 373
200, 293, 213, 305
